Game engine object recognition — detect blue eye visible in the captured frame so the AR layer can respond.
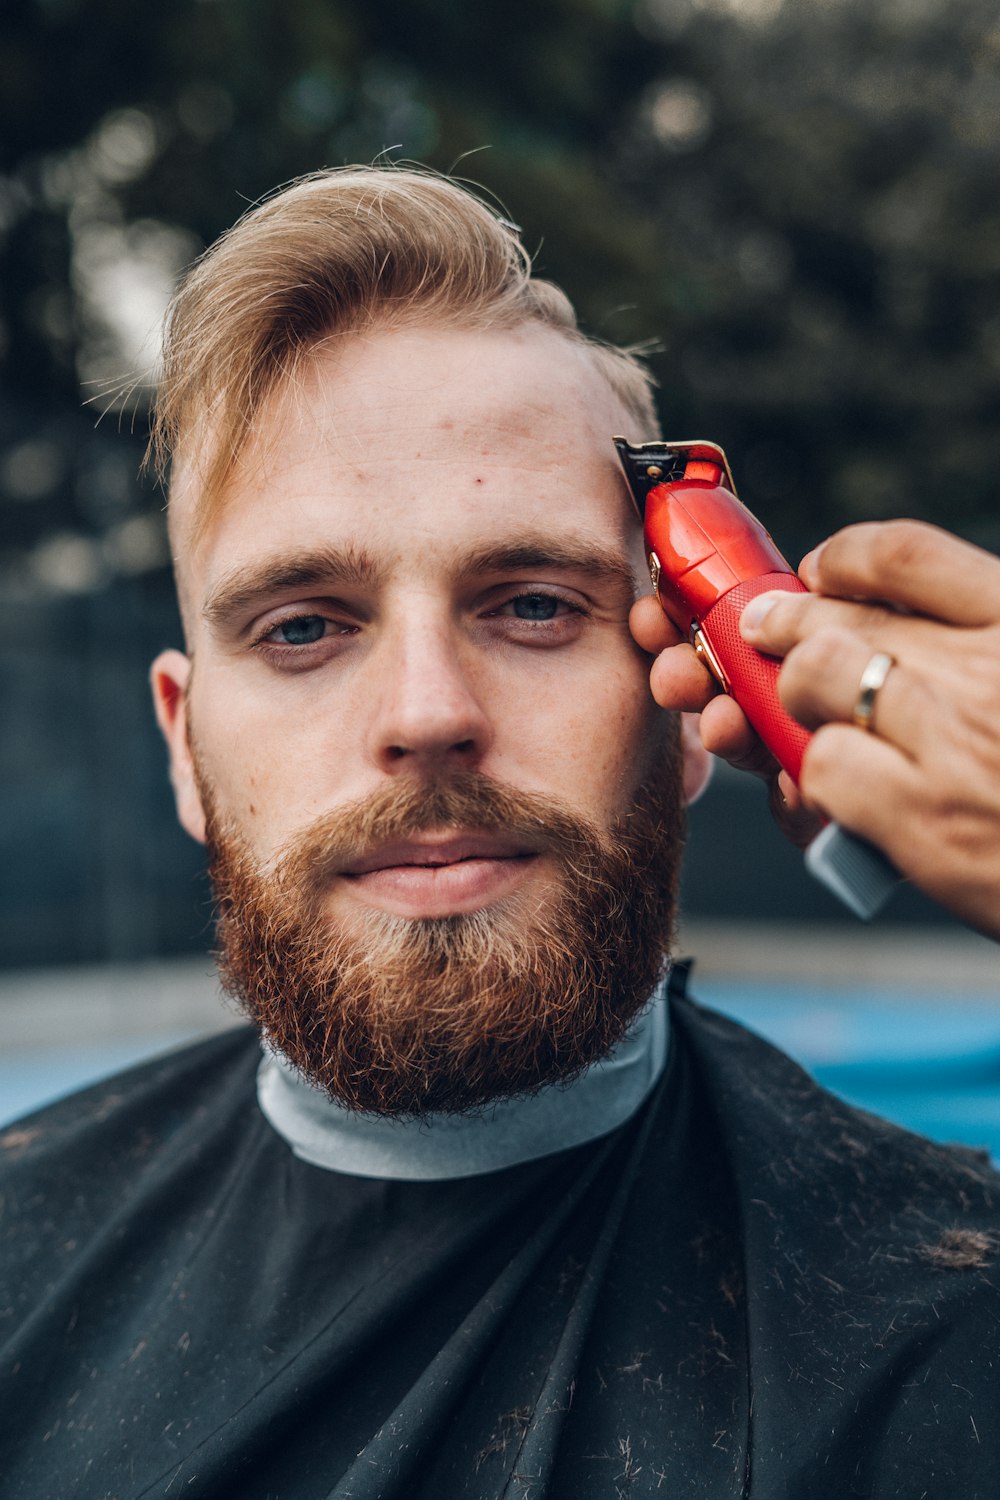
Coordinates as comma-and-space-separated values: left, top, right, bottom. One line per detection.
273, 615, 327, 645
511, 593, 560, 620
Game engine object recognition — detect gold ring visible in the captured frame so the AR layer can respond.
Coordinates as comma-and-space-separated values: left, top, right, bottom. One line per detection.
853, 651, 896, 733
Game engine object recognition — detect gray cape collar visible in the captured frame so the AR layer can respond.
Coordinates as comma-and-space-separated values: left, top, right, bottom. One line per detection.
257, 987, 669, 1181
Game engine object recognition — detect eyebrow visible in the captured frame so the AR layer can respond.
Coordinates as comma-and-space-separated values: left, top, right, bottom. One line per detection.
203, 544, 380, 628
203, 533, 637, 629
455, 538, 637, 599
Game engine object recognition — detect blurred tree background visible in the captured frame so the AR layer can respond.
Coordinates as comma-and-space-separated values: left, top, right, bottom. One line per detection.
2, 0, 999, 967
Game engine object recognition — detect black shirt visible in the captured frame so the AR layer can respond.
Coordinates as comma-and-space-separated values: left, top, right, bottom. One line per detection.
2, 994, 999, 1498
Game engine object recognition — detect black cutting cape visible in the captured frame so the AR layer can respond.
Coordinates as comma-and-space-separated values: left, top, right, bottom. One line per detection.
2, 989, 1000, 1499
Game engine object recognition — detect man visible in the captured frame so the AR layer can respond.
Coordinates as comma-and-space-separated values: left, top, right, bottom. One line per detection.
2, 167, 999, 1499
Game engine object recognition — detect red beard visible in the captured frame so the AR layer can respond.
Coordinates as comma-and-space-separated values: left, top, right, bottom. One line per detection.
202, 751, 684, 1118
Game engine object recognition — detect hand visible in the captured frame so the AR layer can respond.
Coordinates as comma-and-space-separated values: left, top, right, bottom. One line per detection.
629, 592, 822, 847
738, 520, 1000, 940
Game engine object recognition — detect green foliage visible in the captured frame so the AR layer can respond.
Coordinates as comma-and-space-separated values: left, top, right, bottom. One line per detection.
2, 0, 1000, 593
613, 0, 1000, 551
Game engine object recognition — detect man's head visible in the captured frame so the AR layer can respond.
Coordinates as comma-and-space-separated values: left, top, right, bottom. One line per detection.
151, 167, 709, 1115
151, 166, 660, 592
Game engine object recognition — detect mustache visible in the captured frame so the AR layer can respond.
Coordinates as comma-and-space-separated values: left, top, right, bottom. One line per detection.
200, 754, 685, 1115
272, 771, 621, 899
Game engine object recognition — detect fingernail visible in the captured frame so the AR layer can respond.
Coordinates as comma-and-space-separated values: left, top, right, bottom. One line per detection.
740, 593, 778, 635
798, 540, 827, 590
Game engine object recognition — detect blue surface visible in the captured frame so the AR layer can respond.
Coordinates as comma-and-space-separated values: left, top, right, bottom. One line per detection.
0, 1033, 200, 1130
3, 982, 1000, 1157
696, 979, 1000, 1158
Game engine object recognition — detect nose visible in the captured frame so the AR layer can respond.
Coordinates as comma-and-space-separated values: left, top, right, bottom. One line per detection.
367, 614, 493, 773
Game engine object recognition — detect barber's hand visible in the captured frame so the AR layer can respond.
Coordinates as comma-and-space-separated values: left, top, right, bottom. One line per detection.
629, 592, 821, 847
736, 520, 1000, 939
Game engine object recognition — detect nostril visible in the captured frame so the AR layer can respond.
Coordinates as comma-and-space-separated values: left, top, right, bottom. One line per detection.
383, 738, 476, 763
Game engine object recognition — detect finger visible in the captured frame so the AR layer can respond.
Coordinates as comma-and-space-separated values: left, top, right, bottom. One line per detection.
776, 628, 927, 754
800, 721, 917, 844
648, 641, 718, 712
698, 693, 771, 770
696, 697, 823, 845
800, 520, 1000, 627
629, 594, 683, 654
740, 588, 895, 657
803, 725, 1000, 938
768, 770, 825, 850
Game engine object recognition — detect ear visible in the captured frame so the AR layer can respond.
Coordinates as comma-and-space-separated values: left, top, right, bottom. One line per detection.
680, 711, 713, 805
150, 650, 207, 844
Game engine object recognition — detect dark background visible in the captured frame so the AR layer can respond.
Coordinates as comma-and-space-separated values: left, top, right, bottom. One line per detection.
3, 0, 998, 968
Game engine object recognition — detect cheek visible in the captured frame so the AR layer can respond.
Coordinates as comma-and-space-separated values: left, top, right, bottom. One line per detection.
186, 668, 343, 851
498, 651, 661, 820
586, 687, 667, 812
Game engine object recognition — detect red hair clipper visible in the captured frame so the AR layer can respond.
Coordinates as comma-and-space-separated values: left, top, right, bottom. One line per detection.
615, 437, 899, 920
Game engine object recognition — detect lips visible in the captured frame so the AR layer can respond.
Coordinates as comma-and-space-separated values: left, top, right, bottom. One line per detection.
336, 833, 540, 917
340, 834, 536, 877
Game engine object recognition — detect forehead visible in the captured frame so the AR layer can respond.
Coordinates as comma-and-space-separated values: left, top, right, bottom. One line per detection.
174, 324, 642, 608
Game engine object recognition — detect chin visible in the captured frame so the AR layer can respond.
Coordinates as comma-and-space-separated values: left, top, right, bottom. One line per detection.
201, 761, 685, 1115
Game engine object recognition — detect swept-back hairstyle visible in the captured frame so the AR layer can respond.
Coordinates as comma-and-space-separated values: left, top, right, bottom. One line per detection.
152, 166, 660, 532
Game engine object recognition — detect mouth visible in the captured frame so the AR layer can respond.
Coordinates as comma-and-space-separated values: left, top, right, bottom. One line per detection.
338, 833, 540, 917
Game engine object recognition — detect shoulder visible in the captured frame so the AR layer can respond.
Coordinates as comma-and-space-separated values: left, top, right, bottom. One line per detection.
669, 994, 1000, 1482
670, 990, 1000, 1219
0, 1027, 263, 1259
1, 1024, 262, 1158
670, 990, 1000, 1337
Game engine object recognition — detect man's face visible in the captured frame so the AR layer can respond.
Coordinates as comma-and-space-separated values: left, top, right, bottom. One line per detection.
153, 323, 705, 1113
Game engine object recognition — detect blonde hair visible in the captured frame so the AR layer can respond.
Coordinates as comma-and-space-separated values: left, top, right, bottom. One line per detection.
152, 166, 660, 529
